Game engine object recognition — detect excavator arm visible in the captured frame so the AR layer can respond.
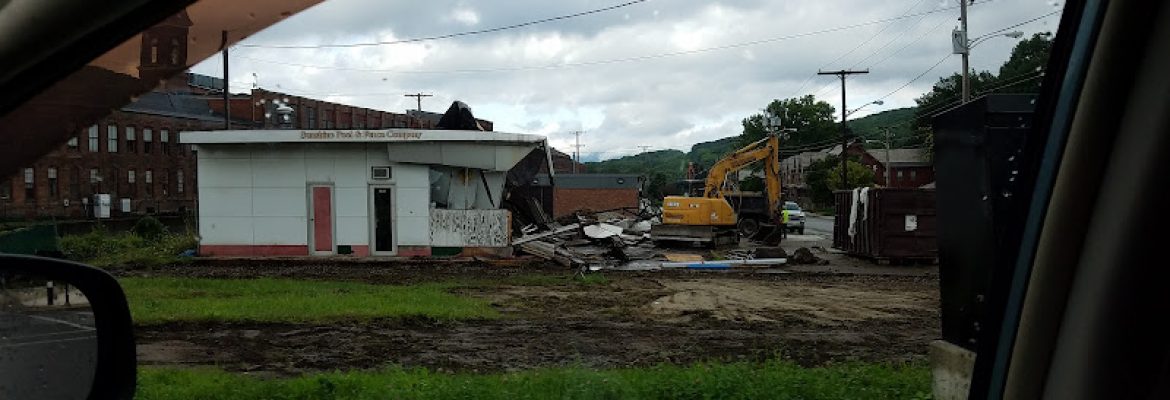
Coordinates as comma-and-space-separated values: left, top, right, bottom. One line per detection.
702, 134, 782, 220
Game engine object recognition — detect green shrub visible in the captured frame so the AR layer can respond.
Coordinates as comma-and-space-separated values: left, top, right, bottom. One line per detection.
60, 229, 197, 269
132, 216, 167, 241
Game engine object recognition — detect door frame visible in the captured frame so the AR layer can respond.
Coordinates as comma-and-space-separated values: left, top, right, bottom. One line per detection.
367, 184, 397, 256
306, 182, 336, 256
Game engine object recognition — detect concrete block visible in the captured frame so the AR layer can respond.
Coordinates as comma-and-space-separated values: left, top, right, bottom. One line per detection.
931, 339, 976, 400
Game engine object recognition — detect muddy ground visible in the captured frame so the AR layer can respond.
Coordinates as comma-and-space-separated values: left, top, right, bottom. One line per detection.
128, 262, 939, 375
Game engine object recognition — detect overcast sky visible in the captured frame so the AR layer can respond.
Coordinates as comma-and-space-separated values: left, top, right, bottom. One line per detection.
191, 0, 1064, 161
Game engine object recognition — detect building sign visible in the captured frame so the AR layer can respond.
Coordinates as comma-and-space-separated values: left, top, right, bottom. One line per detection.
299, 130, 424, 140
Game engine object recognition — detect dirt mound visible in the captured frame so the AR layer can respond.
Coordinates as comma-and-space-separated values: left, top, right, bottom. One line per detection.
646, 279, 935, 324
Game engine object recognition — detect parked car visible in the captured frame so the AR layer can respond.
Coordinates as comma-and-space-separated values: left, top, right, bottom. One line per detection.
783, 201, 805, 234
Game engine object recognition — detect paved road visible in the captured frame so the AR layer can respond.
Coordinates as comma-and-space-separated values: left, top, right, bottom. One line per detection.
0, 308, 97, 400
803, 214, 835, 237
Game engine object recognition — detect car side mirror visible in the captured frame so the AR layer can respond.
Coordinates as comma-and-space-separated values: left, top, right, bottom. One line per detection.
0, 255, 136, 400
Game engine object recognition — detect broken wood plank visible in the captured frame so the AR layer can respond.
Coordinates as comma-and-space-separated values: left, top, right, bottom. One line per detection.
512, 223, 581, 245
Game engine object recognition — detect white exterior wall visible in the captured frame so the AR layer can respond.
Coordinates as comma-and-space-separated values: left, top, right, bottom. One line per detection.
196, 143, 431, 249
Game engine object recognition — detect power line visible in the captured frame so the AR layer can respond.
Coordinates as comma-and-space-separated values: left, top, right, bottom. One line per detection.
973, 10, 1060, 41
916, 70, 1045, 119
823, 0, 930, 69
852, 10, 950, 70
865, 13, 953, 70
853, 10, 1060, 112
783, 1, 989, 100
872, 53, 954, 103
240, 0, 648, 49
237, 4, 967, 75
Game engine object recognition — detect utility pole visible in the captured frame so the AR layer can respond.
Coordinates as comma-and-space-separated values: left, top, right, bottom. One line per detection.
881, 127, 893, 186
818, 69, 869, 188
571, 130, 584, 173
403, 92, 433, 111
637, 145, 652, 153
221, 30, 230, 130
959, 0, 971, 103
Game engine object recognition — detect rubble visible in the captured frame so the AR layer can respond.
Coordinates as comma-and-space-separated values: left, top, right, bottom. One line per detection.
789, 247, 827, 265
511, 201, 793, 271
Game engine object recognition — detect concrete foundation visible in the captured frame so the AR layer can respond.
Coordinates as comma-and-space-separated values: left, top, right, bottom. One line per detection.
930, 340, 976, 400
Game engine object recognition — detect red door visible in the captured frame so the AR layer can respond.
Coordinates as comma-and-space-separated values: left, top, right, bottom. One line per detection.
311, 186, 333, 253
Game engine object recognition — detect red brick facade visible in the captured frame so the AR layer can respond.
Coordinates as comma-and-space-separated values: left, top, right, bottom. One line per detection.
210, 89, 442, 131
0, 109, 204, 219
552, 188, 638, 218
856, 150, 935, 188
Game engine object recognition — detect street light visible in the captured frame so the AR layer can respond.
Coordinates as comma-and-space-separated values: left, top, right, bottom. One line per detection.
845, 100, 884, 117
969, 30, 1025, 49
958, 29, 1026, 103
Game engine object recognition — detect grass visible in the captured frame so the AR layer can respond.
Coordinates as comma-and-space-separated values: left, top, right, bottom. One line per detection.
120, 277, 499, 324
137, 361, 931, 400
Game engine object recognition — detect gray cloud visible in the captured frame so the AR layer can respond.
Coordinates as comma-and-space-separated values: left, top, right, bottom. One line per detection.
198, 0, 1065, 160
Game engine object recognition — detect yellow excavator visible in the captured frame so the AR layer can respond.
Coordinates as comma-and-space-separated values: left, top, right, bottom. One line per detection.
651, 133, 783, 246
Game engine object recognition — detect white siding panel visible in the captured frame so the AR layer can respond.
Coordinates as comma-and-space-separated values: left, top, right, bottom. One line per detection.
334, 187, 367, 217
305, 143, 356, 159
333, 155, 368, 188
200, 216, 254, 245
195, 145, 250, 159
201, 159, 253, 188
396, 187, 430, 218
252, 188, 305, 217
304, 158, 335, 183
335, 216, 368, 245
251, 216, 307, 244
252, 158, 306, 188
386, 143, 440, 165
250, 143, 304, 159
396, 216, 430, 246
199, 187, 253, 217
365, 144, 392, 165
393, 164, 430, 189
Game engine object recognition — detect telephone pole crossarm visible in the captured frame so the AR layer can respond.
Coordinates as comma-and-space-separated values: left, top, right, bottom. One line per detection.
817, 69, 869, 189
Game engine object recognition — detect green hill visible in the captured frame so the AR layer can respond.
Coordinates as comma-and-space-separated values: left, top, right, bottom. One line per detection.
848, 107, 923, 148
583, 108, 918, 198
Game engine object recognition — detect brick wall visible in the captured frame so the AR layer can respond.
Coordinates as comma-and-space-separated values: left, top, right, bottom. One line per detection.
0, 109, 202, 219
553, 188, 638, 218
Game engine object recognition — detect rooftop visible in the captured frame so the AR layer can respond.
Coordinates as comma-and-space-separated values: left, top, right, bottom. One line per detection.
179, 129, 545, 144
868, 148, 930, 166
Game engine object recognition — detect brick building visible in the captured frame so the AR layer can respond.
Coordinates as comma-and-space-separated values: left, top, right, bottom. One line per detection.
859, 148, 934, 188
779, 144, 934, 189
0, 11, 209, 219
551, 174, 641, 217
209, 89, 469, 132
0, 11, 488, 220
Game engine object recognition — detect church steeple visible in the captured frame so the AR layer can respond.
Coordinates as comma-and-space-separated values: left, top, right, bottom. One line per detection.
138, 11, 193, 91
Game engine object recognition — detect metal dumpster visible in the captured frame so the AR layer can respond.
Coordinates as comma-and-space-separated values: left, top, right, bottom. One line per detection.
832, 188, 937, 263
932, 94, 1037, 351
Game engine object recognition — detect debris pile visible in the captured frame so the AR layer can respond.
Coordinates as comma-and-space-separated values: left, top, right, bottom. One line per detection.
511, 204, 789, 271
513, 208, 659, 268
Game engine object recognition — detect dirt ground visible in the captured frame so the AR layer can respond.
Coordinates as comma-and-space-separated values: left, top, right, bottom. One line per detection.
129, 262, 939, 375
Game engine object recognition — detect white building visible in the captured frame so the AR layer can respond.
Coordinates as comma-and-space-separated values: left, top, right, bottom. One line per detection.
181, 129, 546, 257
